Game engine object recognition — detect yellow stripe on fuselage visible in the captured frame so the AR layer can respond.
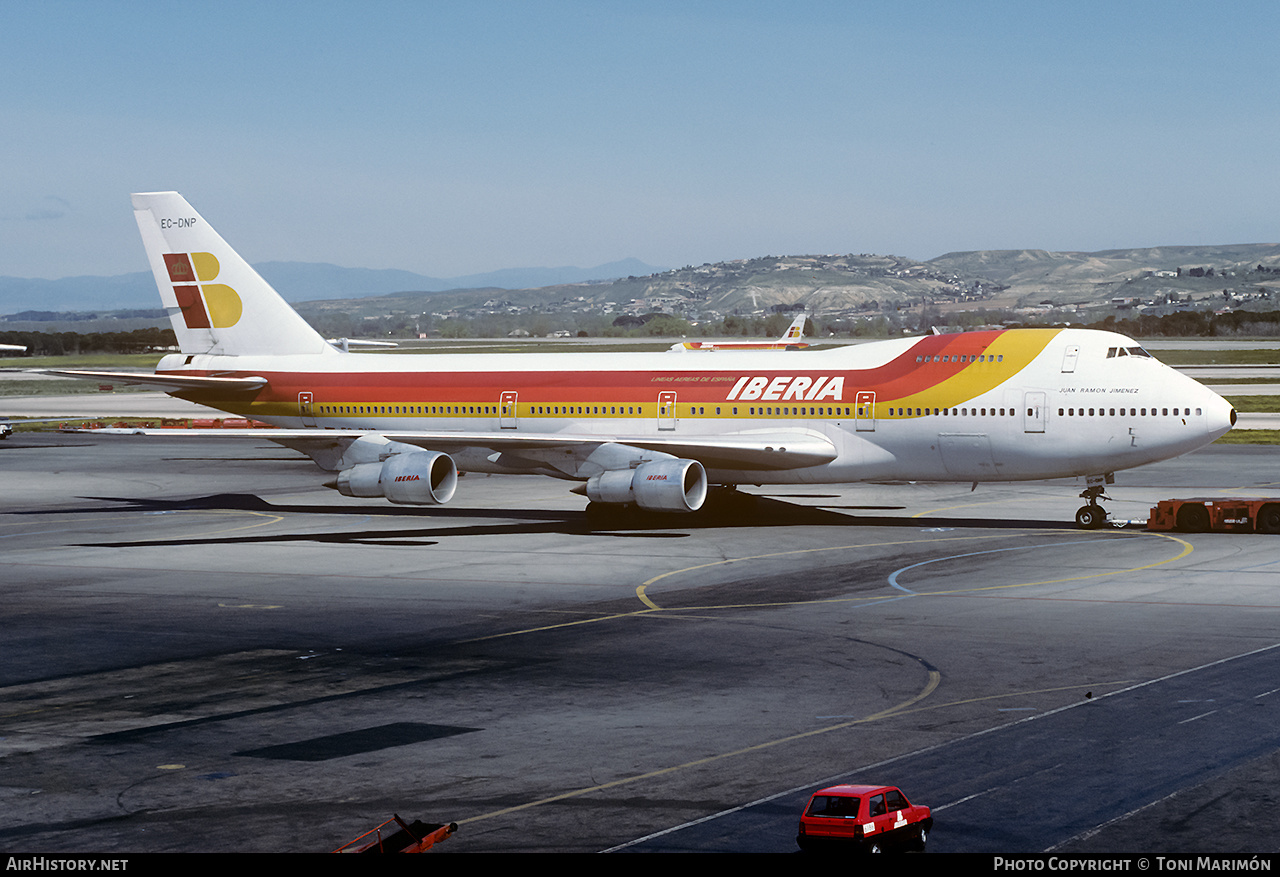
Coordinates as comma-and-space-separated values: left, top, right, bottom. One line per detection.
883, 328, 1061, 414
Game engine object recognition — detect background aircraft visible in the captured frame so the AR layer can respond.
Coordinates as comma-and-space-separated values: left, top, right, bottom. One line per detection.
669, 313, 810, 351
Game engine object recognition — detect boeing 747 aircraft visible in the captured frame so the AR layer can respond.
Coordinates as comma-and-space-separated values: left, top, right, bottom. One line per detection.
49, 192, 1236, 528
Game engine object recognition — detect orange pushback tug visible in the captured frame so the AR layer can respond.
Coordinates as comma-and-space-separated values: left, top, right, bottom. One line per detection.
1147, 498, 1280, 534
332, 815, 457, 853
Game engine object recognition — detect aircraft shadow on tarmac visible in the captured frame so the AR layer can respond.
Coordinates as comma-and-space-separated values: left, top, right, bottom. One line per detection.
48, 490, 1077, 549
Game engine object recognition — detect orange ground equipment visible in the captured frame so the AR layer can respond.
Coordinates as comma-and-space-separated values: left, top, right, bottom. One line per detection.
332, 814, 457, 853
1146, 498, 1280, 534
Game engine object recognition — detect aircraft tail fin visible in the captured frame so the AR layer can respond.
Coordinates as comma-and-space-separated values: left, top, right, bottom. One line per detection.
778, 313, 807, 342
131, 192, 331, 357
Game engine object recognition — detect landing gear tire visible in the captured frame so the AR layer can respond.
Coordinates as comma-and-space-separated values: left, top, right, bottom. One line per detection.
1075, 505, 1105, 530
701, 485, 757, 517
1077, 479, 1113, 530
1176, 503, 1211, 533
585, 501, 648, 528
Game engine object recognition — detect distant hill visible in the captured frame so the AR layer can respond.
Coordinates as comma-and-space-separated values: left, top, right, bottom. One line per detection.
5, 244, 1280, 321
0, 258, 667, 315
321, 244, 1280, 318
927, 244, 1280, 305
0, 272, 158, 314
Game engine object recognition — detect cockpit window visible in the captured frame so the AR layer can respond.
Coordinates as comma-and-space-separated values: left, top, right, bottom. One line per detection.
1106, 346, 1152, 359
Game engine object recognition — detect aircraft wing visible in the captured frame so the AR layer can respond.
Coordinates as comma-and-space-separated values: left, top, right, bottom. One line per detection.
38, 369, 268, 392
76, 425, 837, 471
382, 429, 838, 471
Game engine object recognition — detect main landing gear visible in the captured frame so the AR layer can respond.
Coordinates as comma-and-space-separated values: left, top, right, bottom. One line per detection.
1074, 474, 1115, 530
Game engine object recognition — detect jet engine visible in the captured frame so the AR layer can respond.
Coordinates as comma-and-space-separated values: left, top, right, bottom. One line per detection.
584, 458, 707, 513
333, 450, 458, 505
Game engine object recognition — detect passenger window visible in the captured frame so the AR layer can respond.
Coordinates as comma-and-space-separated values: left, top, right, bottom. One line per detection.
869, 795, 887, 817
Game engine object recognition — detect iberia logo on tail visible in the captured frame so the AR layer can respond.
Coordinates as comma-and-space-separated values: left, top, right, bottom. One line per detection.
162, 252, 243, 328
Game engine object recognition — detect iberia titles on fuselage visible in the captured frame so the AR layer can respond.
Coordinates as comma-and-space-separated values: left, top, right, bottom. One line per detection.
50, 192, 1236, 525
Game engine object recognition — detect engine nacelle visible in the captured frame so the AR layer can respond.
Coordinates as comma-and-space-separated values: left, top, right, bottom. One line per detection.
334, 450, 458, 505
585, 458, 707, 513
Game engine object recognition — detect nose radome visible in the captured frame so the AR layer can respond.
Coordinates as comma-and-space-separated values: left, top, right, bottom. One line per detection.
1203, 388, 1236, 439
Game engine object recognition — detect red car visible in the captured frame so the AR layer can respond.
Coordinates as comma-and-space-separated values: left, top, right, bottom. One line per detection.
796, 784, 932, 853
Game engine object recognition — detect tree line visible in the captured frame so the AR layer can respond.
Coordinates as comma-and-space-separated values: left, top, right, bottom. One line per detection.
0, 327, 178, 356
1086, 310, 1280, 338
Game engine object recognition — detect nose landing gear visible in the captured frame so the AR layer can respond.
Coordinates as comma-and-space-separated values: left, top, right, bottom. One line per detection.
1074, 474, 1115, 530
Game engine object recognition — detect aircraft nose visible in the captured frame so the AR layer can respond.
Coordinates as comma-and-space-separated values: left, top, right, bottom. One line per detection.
1203, 388, 1236, 440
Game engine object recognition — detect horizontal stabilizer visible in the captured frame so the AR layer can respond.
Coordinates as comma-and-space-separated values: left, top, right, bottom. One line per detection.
40, 369, 267, 392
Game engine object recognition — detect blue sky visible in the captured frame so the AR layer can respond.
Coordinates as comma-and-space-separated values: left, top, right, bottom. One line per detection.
2, 0, 1277, 281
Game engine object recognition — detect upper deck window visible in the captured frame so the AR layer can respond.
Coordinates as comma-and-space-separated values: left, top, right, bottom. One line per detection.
1107, 346, 1153, 358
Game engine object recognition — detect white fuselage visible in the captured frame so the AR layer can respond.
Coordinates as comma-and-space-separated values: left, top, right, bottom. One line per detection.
159, 327, 1234, 486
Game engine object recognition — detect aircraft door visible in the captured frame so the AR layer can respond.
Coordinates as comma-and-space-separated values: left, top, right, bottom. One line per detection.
658, 391, 677, 431
855, 391, 875, 432
298, 391, 315, 427
500, 391, 518, 429
1024, 391, 1046, 433
1061, 345, 1080, 373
